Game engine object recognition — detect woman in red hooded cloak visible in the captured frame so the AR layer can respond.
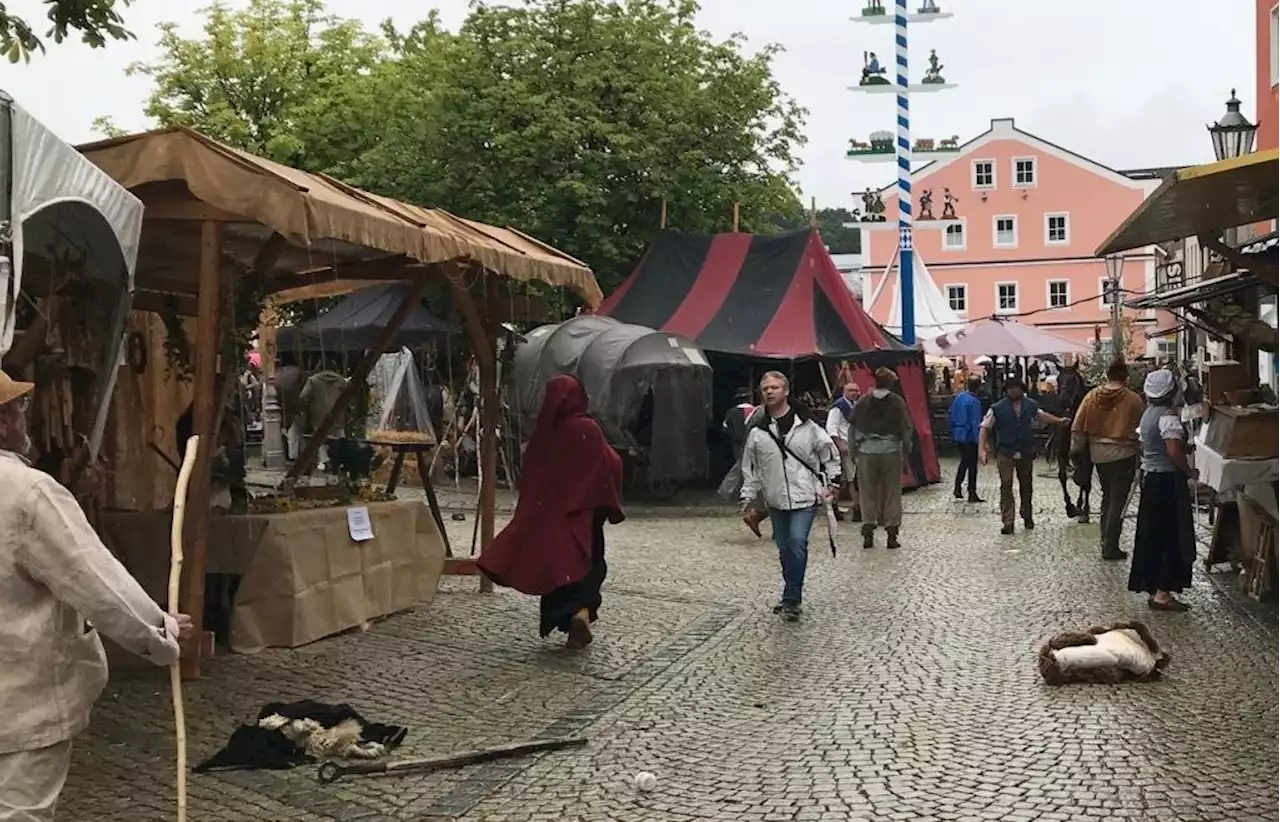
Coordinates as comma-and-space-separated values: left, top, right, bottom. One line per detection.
478, 374, 625, 648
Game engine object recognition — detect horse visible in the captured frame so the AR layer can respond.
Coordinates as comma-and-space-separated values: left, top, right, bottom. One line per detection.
1042, 365, 1092, 522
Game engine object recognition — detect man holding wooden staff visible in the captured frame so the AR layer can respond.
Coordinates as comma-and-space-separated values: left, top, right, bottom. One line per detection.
0, 372, 194, 820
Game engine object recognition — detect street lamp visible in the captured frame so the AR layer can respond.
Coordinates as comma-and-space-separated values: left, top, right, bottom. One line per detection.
1105, 254, 1124, 355
1207, 89, 1258, 162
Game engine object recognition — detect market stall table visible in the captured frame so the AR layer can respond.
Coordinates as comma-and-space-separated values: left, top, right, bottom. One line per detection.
101, 498, 445, 653
1193, 439, 1279, 599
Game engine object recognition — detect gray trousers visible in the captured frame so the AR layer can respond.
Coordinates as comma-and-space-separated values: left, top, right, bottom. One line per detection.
856, 452, 903, 528
0, 740, 71, 821
1096, 456, 1137, 557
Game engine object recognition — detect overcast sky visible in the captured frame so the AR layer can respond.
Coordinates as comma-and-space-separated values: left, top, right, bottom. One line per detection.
1, 0, 1259, 211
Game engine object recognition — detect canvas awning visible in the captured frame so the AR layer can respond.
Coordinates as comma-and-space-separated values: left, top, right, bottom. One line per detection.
76, 127, 601, 306
1096, 149, 1279, 256
1125, 272, 1274, 309
3, 97, 144, 354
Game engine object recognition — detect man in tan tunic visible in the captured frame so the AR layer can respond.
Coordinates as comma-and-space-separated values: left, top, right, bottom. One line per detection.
0, 373, 193, 819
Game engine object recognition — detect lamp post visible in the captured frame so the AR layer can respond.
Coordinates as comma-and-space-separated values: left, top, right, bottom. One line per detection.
1207, 89, 1258, 162
1105, 253, 1124, 358
1207, 90, 1259, 251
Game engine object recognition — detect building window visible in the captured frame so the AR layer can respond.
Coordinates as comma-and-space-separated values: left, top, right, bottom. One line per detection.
994, 215, 1017, 247
1048, 280, 1069, 309
996, 282, 1018, 313
1045, 213, 1069, 245
943, 222, 965, 250
946, 284, 967, 312
1013, 157, 1036, 187
1099, 277, 1119, 307
1272, 5, 1279, 87
972, 159, 995, 189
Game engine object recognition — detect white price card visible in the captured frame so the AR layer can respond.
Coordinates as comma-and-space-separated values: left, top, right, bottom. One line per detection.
347, 506, 374, 542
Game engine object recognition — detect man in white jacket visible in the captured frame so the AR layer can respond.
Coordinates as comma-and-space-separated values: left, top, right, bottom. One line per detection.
740, 372, 840, 620
0, 373, 193, 820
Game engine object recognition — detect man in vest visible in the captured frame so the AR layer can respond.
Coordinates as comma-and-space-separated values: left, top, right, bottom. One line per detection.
979, 377, 1069, 535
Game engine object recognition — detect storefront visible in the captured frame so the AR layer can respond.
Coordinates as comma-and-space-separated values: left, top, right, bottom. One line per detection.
1099, 149, 1278, 601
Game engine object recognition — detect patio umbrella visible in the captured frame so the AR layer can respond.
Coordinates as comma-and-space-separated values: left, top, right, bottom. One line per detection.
932, 318, 1092, 358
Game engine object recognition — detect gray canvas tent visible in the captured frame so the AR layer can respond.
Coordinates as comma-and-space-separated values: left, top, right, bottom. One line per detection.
1, 92, 144, 460
512, 315, 712, 490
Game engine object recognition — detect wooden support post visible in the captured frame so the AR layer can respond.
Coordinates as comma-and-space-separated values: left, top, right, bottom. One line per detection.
477, 275, 500, 594
284, 273, 429, 482
430, 263, 497, 592
732, 202, 740, 233
180, 221, 222, 680
809, 196, 818, 230
659, 198, 668, 230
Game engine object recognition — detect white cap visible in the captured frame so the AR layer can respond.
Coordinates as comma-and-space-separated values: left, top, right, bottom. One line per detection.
1143, 369, 1175, 399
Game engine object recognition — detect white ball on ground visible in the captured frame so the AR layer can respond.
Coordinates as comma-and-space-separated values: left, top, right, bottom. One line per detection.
633, 771, 657, 792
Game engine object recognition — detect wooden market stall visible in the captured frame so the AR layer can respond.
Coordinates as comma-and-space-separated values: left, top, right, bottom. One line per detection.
79, 127, 601, 675
1100, 149, 1279, 601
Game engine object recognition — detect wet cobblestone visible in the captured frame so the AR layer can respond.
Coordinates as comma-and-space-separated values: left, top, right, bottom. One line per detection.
61, 458, 1277, 821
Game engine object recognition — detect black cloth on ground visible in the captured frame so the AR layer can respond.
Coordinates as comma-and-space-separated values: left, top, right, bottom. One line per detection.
192, 700, 408, 773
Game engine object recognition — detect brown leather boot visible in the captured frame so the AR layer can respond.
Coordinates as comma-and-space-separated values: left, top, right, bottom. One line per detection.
861, 523, 875, 549
886, 527, 901, 550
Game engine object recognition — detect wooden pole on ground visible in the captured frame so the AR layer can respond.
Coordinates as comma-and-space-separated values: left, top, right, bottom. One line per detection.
284, 273, 429, 482
181, 221, 221, 680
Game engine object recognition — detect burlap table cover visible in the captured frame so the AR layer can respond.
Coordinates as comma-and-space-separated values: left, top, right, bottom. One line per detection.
101, 498, 445, 653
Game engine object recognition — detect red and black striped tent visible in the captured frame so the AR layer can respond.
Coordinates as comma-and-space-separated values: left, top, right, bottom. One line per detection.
597, 228, 940, 486
597, 228, 898, 358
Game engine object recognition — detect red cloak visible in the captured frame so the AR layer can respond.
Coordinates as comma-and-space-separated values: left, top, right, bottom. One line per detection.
478, 374, 624, 595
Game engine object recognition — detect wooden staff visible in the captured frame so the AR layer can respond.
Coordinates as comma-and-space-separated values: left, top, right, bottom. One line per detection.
168, 435, 200, 822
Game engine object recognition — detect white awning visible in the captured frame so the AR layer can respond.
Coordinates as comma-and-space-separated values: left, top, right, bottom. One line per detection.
2, 98, 144, 354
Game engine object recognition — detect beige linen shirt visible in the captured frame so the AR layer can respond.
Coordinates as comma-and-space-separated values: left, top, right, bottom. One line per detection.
0, 451, 180, 754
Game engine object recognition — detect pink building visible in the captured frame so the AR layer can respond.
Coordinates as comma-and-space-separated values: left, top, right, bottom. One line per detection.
864, 118, 1173, 356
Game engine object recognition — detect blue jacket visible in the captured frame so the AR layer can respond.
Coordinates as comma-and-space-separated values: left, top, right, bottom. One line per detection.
947, 391, 982, 444
990, 397, 1040, 456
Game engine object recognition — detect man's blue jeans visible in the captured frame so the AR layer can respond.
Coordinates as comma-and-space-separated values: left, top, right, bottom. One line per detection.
768, 505, 818, 605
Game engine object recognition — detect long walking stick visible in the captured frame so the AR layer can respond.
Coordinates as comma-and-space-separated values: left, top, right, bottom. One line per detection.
169, 436, 200, 822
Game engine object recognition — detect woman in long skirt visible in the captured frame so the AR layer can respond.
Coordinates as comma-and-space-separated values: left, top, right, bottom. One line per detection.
1129, 369, 1197, 611
479, 375, 625, 648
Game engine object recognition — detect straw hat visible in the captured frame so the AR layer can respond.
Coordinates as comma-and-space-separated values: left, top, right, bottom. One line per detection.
0, 371, 35, 406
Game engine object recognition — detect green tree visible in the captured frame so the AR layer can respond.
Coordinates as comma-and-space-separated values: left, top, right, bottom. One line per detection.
765, 207, 861, 254
1, 0, 133, 62
122, 0, 389, 174
354, 0, 807, 293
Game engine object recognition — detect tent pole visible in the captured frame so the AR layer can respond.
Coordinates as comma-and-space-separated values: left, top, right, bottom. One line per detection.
818, 359, 833, 398
732, 202, 740, 233
478, 275, 500, 594
660, 198, 668, 230
180, 220, 222, 680
809, 197, 817, 230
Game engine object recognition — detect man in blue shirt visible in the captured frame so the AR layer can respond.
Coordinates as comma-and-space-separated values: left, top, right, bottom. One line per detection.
979, 378, 1069, 535
947, 376, 984, 503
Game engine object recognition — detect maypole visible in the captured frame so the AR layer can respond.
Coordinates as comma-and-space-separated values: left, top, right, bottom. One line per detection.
894, 0, 914, 344
847, 0, 957, 345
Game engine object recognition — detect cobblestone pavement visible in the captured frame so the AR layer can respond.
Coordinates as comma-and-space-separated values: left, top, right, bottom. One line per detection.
64, 458, 1277, 821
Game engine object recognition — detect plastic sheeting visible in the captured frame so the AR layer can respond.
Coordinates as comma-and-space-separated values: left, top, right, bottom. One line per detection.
512, 315, 712, 483
2, 99, 143, 355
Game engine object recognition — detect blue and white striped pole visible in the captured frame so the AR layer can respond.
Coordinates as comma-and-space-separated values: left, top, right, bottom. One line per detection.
894, 0, 915, 345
